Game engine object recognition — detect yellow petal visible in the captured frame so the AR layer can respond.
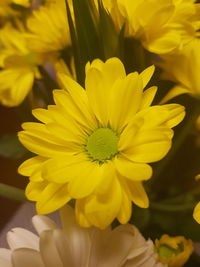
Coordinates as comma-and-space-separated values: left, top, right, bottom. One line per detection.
85, 67, 109, 126
140, 86, 158, 109
18, 131, 70, 158
36, 183, 71, 214
124, 135, 171, 163
125, 180, 149, 208
81, 177, 122, 229
162, 103, 186, 128
114, 156, 152, 180
32, 108, 53, 124
139, 65, 155, 88
68, 161, 104, 198
159, 85, 189, 104
75, 200, 92, 228
21, 122, 69, 146
117, 188, 132, 224
18, 156, 46, 176
109, 73, 143, 131
53, 89, 96, 131
101, 57, 126, 87
193, 202, 200, 224
42, 154, 87, 184
144, 31, 180, 54
25, 181, 48, 201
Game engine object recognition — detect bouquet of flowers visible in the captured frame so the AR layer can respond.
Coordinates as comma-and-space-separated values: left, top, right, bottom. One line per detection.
0, 0, 200, 266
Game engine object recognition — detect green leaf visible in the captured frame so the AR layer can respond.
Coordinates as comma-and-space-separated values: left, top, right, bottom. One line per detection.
0, 134, 28, 159
66, 0, 103, 86
98, 0, 122, 59
65, 0, 83, 85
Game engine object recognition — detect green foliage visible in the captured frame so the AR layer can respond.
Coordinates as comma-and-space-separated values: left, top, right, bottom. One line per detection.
65, 0, 123, 85
0, 134, 27, 159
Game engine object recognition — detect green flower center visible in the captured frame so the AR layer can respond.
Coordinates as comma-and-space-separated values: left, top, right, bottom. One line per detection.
86, 128, 119, 163
158, 244, 183, 259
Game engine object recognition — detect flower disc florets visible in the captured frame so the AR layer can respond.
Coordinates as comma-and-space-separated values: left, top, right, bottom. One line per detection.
86, 128, 119, 163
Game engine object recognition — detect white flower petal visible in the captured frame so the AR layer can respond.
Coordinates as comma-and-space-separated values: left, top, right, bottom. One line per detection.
7, 228, 39, 250
32, 215, 58, 235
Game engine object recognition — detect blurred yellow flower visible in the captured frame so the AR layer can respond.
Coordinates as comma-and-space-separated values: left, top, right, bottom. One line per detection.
0, 24, 40, 107
159, 38, 200, 103
26, 0, 71, 54
193, 175, 200, 224
18, 57, 185, 229
155, 234, 193, 267
1, 0, 30, 7
0, 0, 30, 17
104, 0, 200, 54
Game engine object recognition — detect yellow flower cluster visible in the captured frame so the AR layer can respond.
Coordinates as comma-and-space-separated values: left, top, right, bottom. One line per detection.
102, 0, 200, 54
0, 0, 70, 107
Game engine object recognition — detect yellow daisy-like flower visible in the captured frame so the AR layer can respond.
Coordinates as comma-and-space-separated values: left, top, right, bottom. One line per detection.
26, 0, 70, 54
18, 57, 185, 229
104, 0, 200, 54
158, 38, 200, 104
155, 234, 193, 267
0, 24, 40, 107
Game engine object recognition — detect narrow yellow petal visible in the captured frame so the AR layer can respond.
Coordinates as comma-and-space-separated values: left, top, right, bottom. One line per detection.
25, 181, 48, 201
160, 85, 189, 104
82, 177, 122, 229
32, 108, 53, 124
18, 131, 71, 158
193, 202, 200, 224
125, 180, 149, 208
18, 156, 46, 176
139, 65, 155, 88
125, 137, 171, 163
140, 86, 158, 109
109, 73, 143, 131
42, 154, 86, 184
68, 162, 104, 198
117, 189, 132, 224
85, 67, 109, 126
36, 183, 71, 214
115, 156, 152, 180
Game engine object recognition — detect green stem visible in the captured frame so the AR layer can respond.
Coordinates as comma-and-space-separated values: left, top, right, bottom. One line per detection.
150, 201, 197, 212
0, 183, 27, 202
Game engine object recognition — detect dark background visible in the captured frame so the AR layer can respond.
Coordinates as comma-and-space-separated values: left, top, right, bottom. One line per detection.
0, 105, 26, 230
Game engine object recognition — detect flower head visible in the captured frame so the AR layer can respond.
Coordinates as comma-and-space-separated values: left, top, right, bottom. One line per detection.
0, 205, 166, 267
26, 0, 70, 54
0, 24, 41, 106
158, 38, 200, 103
18, 57, 185, 229
155, 234, 193, 267
104, 0, 200, 54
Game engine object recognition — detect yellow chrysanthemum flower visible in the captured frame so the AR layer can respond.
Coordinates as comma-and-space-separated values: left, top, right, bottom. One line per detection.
26, 0, 70, 54
155, 234, 193, 267
104, 0, 200, 54
18, 57, 185, 229
0, 24, 40, 107
158, 38, 200, 104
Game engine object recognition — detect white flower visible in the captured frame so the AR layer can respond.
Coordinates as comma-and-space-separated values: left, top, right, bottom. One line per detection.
0, 205, 166, 267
